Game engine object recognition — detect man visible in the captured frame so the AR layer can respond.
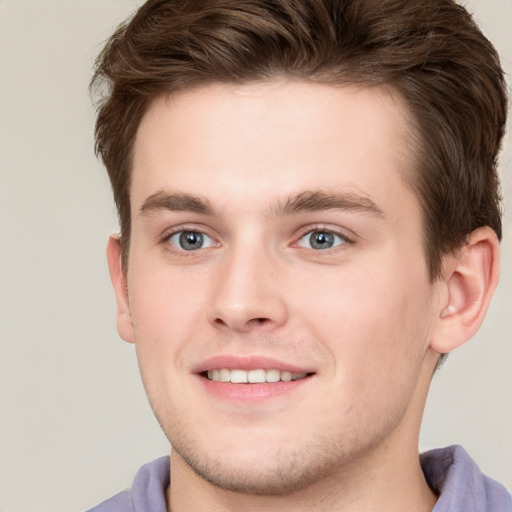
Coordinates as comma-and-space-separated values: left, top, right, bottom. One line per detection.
87, 0, 510, 511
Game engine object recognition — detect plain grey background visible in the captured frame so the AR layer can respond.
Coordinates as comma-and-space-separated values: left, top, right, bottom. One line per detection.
0, 1, 510, 511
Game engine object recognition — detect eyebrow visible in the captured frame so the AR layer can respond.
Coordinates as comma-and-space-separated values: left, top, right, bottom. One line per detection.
139, 189, 385, 219
140, 191, 217, 216
271, 190, 385, 218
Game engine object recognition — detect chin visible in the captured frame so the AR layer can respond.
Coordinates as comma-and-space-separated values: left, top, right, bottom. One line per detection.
170, 432, 356, 496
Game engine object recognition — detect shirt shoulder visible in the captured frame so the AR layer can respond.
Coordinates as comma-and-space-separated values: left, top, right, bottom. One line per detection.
86, 456, 170, 512
421, 445, 511, 512
86, 490, 132, 512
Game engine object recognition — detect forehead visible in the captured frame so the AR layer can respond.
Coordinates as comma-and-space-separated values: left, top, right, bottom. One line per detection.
131, 79, 417, 218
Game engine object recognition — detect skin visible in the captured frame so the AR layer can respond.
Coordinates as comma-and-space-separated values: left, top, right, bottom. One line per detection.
107, 79, 499, 511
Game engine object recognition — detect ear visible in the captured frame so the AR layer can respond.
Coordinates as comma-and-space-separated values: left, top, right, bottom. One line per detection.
430, 226, 500, 354
106, 235, 135, 344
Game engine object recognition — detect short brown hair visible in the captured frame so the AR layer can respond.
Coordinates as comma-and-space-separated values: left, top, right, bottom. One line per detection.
91, 0, 507, 278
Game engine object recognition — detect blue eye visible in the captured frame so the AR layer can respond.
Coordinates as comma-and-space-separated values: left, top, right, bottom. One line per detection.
297, 230, 346, 250
168, 230, 215, 251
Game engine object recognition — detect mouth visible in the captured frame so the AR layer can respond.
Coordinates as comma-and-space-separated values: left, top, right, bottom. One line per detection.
203, 368, 310, 383
195, 355, 315, 401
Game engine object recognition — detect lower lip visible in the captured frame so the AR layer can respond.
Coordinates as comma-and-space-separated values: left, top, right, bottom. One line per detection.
198, 375, 312, 402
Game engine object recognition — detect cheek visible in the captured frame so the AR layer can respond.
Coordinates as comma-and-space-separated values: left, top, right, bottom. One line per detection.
129, 282, 196, 422
128, 251, 205, 332
126, 257, 220, 401
126, 265, 194, 375
300, 261, 432, 385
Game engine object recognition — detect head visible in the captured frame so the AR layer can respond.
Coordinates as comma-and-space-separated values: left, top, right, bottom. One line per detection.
91, 0, 506, 500
91, 0, 506, 279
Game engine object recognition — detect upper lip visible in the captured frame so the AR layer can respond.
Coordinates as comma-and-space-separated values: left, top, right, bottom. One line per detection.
193, 355, 315, 374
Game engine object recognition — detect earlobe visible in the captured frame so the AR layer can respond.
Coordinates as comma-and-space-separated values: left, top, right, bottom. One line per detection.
431, 226, 500, 354
106, 235, 135, 344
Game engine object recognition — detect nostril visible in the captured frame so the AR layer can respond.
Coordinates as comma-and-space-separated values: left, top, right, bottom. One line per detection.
242, 317, 270, 328
212, 315, 271, 332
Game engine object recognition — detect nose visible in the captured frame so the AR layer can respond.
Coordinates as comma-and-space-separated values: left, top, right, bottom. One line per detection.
208, 244, 288, 333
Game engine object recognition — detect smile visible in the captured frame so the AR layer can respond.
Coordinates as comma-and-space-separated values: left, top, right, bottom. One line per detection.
206, 369, 308, 383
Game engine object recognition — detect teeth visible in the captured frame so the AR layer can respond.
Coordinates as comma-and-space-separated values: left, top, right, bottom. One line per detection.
248, 369, 266, 383
206, 369, 307, 383
266, 369, 281, 383
218, 369, 230, 382
281, 371, 292, 382
230, 369, 248, 383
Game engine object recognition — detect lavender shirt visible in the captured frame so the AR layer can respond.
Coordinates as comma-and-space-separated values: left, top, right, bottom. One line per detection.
87, 445, 511, 511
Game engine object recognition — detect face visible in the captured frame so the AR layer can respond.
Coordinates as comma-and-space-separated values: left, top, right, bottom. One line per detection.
112, 80, 443, 494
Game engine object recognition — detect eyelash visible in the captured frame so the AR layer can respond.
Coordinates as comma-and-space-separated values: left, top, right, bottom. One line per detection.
294, 225, 354, 251
159, 225, 354, 255
160, 226, 217, 255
